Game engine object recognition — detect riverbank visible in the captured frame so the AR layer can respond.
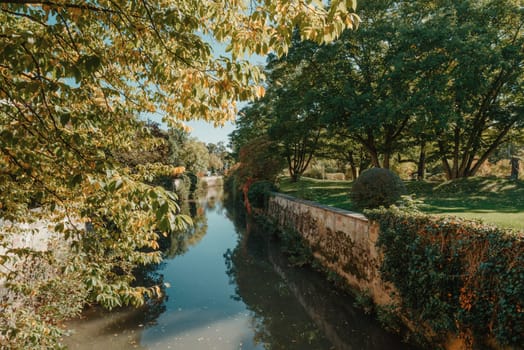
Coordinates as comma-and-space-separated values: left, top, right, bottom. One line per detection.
265, 192, 523, 350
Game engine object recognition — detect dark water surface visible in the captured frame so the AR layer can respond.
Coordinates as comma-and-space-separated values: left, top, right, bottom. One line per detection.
64, 189, 411, 350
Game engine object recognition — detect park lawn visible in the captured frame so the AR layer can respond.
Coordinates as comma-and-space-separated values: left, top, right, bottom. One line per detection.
278, 176, 524, 231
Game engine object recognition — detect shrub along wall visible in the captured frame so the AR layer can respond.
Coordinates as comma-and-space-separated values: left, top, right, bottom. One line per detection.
268, 193, 523, 349
367, 207, 523, 349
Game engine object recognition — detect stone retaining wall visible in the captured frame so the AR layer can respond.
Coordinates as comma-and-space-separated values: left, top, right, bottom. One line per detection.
267, 193, 396, 306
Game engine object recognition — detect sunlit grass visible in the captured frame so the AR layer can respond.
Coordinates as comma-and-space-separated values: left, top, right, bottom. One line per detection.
278, 176, 524, 231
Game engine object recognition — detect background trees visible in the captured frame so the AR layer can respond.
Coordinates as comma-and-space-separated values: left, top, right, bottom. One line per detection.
231, 0, 524, 181
397, 0, 524, 179
177, 138, 211, 174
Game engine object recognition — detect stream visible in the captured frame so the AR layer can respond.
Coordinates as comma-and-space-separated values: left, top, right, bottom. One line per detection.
63, 188, 412, 350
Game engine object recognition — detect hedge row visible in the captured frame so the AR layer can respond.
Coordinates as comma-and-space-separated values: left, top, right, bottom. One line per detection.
367, 207, 523, 348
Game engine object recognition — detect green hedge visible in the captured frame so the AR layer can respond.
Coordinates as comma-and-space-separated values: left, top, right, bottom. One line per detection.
247, 180, 277, 210
367, 207, 523, 348
350, 168, 406, 210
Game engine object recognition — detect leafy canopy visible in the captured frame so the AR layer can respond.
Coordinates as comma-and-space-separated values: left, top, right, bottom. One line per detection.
0, 0, 359, 347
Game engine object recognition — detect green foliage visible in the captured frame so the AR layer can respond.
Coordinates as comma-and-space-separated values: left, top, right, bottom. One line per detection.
353, 290, 375, 315
114, 122, 172, 169
367, 207, 524, 348
177, 138, 210, 174
185, 172, 199, 194
303, 166, 324, 180
275, 226, 315, 267
0, 250, 87, 350
350, 168, 406, 210
247, 181, 277, 210
206, 141, 229, 174
375, 304, 403, 335
224, 168, 244, 205
232, 0, 524, 178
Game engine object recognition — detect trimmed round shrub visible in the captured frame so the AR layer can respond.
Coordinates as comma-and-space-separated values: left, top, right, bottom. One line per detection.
350, 168, 406, 210
247, 181, 277, 209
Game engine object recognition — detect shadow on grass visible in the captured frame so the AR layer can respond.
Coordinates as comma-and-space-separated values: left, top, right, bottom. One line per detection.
280, 176, 524, 229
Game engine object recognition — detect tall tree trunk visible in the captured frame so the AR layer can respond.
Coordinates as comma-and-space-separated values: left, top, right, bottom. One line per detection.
438, 140, 453, 180
383, 152, 390, 169
452, 126, 460, 179
369, 151, 380, 168
510, 158, 519, 180
417, 141, 426, 180
346, 152, 358, 180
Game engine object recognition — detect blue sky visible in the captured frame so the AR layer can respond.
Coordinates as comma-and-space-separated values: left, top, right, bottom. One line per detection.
185, 119, 236, 145
144, 112, 236, 145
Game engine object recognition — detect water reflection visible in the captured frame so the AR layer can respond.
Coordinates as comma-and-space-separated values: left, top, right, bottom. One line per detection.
224, 211, 412, 350
65, 187, 411, 350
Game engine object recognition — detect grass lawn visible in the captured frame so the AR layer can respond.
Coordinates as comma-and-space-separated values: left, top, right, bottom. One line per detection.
278, 176, 524, 231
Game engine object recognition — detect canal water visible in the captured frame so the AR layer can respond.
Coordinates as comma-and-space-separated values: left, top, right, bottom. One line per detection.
64, 189, 411, 350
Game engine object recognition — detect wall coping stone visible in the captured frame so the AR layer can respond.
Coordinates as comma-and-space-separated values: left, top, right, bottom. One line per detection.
271, 192, 369, 223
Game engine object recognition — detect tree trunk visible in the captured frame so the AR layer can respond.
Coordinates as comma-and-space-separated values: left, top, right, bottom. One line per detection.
383, 152, 391, 169
347, 152, 358, 180
510, 157, 519, 180
451, 126, 460, 179
368, 149, 380, 168
417, 141, 426, 180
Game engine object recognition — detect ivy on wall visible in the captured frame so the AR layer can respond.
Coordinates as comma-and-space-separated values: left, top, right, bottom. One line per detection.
367, 207, 523, 348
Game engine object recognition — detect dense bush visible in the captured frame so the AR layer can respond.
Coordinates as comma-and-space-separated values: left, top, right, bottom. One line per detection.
367, 207, 524, 348
247, 181, 277, 209
303, 167, 324, 179
350, 168, 406, 210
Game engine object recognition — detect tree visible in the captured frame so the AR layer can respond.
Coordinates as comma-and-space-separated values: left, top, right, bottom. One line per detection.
319, 0, 416, 169
178, 137, 210, 174
316, 129, 371, 180
207, 141, 229, 173
229, 93, 274, 161
168, 127, 191, 165
265, 36, 327, 182
236, 135, 286, 184
251, 0, 524, 179
405, 0, 522, 181
0, 0, 359, 347
114, 121, 172, 169
395, 0, 524, 179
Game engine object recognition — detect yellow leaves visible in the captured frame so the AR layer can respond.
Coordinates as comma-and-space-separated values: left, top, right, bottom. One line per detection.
149, 240, 159, 250
255, 85, 265, 98
171, 166, 185, 176
68, 7, 83, 21
92, 96, 106, 107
